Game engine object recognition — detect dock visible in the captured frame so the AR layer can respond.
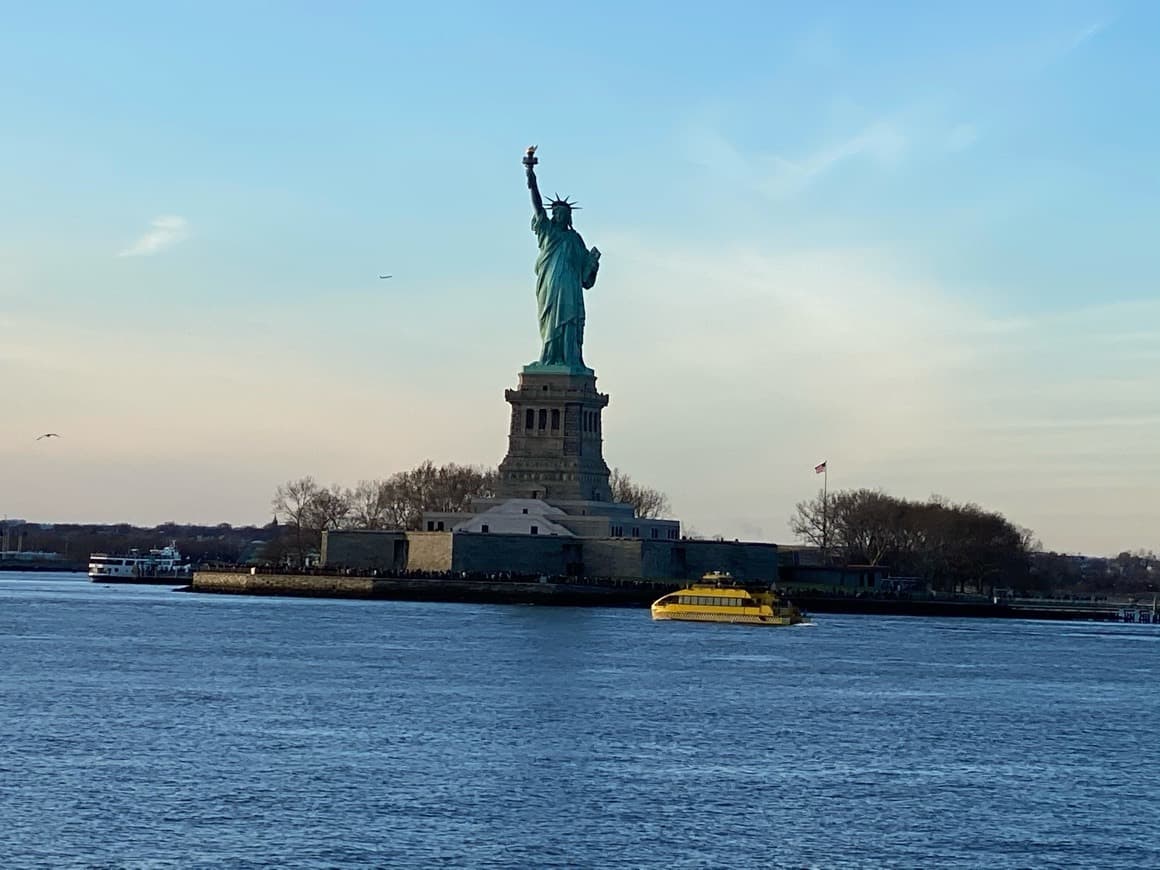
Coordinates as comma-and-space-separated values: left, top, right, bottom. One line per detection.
189, 568, 1158, 622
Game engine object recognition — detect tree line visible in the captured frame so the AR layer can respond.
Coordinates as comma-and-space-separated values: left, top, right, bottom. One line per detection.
790, 488, 1036, 595
1030, 548, 1157, 595
271, 461, 671, 564
3, 521, 278, 567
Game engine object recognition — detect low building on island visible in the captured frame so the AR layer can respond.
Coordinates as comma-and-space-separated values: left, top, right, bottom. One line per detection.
322, 498, 777, 582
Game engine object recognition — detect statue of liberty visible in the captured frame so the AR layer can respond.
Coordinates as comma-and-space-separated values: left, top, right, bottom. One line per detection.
523, 146, 601, 371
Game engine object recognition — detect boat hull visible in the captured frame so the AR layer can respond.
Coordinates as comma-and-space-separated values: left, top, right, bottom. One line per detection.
651, 608, 802, 626
89, 573, 192, 585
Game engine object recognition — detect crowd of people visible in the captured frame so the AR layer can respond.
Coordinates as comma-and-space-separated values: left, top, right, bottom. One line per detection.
206, 563, 680, 590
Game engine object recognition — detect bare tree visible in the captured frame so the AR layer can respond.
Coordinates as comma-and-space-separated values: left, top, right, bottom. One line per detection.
308, 484, 353, 532
790, 490, 828, 549
610, 467, 671, 518
828, 489, 901, 567
272, 476, 320, 566
349, 479, 389, 529
373, 461, 499, 530
378, 476, 419, 531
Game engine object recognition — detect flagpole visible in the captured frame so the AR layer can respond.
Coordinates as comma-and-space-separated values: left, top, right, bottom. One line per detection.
821, 463, 828, 561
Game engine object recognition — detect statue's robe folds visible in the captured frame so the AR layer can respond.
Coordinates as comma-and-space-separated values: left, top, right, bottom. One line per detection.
532, 211, 600, 368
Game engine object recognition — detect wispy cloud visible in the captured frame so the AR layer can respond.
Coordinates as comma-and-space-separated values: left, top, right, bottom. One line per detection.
1000, 18, 1115, 78
118, 215, 188, 257
688, 16, 1113, 199
1069, 20, 1110, 53
765, 121, 907, 195
686, 120, 907, 198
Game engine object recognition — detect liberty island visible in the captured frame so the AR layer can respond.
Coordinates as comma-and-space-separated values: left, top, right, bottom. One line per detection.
185, 151, 1145, 619
192, 147, 783, 596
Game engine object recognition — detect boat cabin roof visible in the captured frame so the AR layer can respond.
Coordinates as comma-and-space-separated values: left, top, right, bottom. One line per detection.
665, 584, 756, 598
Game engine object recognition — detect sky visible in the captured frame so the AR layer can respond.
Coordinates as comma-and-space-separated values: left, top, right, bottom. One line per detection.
1, 0, 1157, 555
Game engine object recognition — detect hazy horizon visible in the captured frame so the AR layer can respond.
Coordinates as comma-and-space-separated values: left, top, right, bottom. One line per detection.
3, 2, 1157, 557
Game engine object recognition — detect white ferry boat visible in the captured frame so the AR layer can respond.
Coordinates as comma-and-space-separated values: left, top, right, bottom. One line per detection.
88, 544, 192, 583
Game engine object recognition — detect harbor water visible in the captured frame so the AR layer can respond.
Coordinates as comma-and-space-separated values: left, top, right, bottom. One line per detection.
2, 572, 1158, 868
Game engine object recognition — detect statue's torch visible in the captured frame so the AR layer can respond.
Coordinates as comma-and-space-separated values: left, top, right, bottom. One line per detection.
523, 145, 538, 170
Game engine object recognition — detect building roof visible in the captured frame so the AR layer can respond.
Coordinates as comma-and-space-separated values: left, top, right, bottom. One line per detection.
453, 498, 575, 537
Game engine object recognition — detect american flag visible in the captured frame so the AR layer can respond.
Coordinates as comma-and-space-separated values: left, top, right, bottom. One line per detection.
814, 461, 827, 474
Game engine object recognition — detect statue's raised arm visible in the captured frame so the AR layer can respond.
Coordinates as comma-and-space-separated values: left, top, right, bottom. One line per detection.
524, 145, 546, 218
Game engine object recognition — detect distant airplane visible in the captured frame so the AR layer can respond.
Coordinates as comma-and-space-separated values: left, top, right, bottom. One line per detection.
379, 274, 392, 279
36, 433, 61, 440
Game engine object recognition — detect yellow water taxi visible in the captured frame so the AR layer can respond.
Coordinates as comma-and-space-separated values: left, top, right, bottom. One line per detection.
651, 572, 804, 626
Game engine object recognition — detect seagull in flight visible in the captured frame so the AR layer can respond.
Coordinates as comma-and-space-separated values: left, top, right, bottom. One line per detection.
36, 433, 61, 440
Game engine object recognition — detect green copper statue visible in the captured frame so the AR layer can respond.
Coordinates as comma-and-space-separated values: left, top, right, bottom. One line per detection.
523, 146, 601, 372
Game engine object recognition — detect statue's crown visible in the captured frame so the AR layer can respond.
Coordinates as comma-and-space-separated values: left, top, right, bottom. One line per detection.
548, 194, 580, 210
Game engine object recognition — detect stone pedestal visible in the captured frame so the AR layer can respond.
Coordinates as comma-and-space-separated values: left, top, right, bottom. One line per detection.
496, 366, 613, 502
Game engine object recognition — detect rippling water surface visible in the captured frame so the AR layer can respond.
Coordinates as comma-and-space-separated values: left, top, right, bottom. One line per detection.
2, 573, 1158, 868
